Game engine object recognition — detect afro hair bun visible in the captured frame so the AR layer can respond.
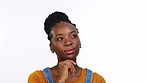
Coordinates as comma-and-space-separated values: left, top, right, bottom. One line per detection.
44, 11, 73, 35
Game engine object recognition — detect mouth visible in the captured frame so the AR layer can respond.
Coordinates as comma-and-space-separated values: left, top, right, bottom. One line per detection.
64, 48, 75, 55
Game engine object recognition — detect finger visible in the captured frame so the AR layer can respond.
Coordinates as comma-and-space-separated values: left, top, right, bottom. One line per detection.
62, 61, 76, 72
59, 62, 73, 70
65, 65, 75, 76
61, 62, 76, 74
63, 60, 77, 65
70, 64, 76, 72
59, 60, 76, 73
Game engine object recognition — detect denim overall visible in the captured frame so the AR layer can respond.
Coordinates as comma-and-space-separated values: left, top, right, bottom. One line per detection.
43, 67, 93, 83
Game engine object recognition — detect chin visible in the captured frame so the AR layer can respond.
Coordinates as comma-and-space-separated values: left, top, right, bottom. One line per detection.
64, 56, 76, 61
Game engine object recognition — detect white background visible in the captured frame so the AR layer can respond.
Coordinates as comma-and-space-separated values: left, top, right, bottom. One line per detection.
0, 0, 148, 83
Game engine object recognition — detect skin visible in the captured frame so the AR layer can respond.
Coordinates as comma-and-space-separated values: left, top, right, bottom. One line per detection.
49, 22, 82, 83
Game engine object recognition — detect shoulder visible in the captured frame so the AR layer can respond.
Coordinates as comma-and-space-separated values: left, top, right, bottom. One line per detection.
85, 69, 106, 83
92, 72, 106, 83
28, 70, 48, 83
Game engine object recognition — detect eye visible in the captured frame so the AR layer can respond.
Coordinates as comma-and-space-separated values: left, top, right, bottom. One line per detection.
56, 37, 63, 41
71, 34, 77, 39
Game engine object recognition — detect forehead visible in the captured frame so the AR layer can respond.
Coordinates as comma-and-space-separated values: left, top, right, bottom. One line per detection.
51, 22, 77, 35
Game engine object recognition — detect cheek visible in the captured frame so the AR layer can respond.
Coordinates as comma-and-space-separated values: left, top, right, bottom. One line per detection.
74, 39, 81, 46
54, 43, 64, 51
56, 42, 64, 47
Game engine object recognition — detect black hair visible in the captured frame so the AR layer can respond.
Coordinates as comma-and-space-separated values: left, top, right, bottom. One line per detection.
44, 11, 77, 41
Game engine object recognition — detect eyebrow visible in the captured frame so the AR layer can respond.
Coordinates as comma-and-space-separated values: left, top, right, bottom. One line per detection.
70, 30, 77, 34
55, 30, 77, 37
55, 34, 62, 37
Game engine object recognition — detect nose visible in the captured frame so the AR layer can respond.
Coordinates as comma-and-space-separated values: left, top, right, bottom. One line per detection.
64, 38, 72, 46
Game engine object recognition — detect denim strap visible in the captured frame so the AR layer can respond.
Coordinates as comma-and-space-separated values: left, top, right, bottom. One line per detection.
43, 67, 92, 83
43, 67, 54, 83
86, 69, 93, 83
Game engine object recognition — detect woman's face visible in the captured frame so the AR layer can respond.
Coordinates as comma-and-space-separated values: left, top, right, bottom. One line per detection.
50, 22, 81, 61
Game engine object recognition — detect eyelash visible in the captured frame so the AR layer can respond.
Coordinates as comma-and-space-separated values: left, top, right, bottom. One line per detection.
56, 37, 63, 41
56, 34, 77, 41
71, 34, 77, 39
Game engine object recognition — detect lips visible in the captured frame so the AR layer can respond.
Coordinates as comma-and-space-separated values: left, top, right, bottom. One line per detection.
64, 48, 75, 55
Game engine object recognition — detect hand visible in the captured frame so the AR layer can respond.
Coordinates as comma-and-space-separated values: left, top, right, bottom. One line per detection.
57, 60, 76, 83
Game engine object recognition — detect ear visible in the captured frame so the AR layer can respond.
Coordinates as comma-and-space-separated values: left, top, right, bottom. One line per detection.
50, 43, 54, 53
